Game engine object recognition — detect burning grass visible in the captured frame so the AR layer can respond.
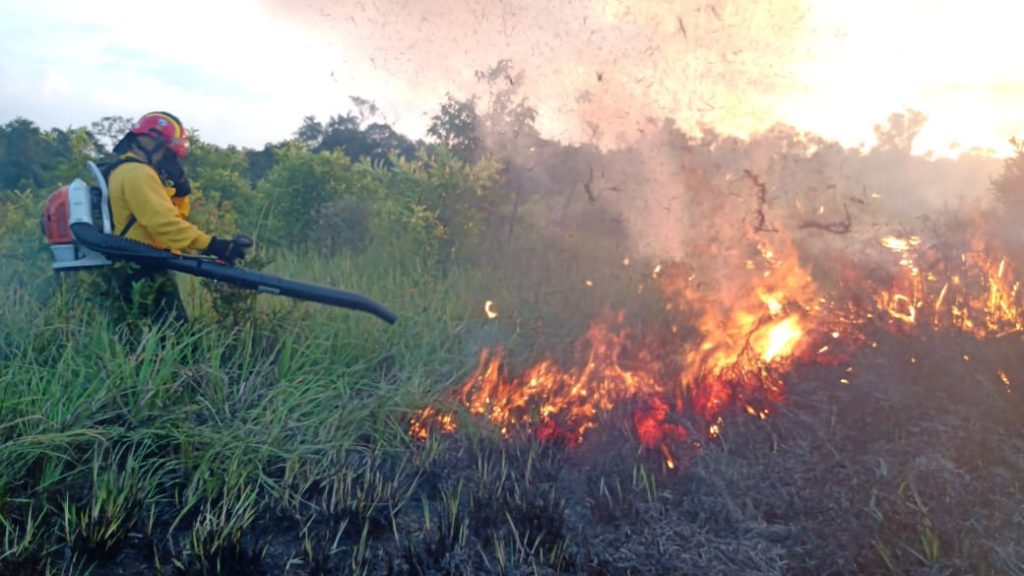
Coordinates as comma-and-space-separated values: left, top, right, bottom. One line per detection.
412, 221, 1024, 461
1, 211, 1023, 574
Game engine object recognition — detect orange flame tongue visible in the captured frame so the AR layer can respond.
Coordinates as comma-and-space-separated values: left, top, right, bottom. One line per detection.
454, 314, 664, 446
755, 314, 804, 362
633, 396, 687, 447
411, 223, 1024, 468
411, 239, 827, 461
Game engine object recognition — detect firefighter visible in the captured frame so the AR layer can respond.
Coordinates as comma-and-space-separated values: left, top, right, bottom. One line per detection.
105, 111, 252, 323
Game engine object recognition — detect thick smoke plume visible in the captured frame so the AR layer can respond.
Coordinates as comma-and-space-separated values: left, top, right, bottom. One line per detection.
262, 0, 1006, 273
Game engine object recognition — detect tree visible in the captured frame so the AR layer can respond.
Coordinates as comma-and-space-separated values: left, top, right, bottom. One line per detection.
318, 113, 362, 154
992, 138, 1024, 215
256, 145, 384, 250
427, 95, 481, 162
184, 134, 257, 231
295, 115, 324, 150
89, 115, 135, 155
387, 147, 504, 261
361, 122, 416, 165
50, 127, 101, 184
244, 143, 285, 185
475, 60, 539, 144
349, 96, 381, 125
0, 118, 66, 191
312, 111, 415, 166
872, 110, 928, 154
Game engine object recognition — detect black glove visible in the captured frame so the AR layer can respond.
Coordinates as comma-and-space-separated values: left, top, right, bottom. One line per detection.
204, 234, 253, 265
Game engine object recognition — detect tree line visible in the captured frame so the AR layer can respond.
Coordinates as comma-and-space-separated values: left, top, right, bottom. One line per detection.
0, 86, 536, 271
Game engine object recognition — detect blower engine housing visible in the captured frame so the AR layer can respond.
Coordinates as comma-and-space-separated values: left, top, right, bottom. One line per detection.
41, 162, 113, 270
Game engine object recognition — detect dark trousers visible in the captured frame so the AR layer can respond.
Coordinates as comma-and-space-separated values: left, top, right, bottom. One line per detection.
111, 265, 188, 325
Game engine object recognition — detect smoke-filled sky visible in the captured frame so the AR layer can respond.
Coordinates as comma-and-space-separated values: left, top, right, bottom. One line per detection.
3, 0, 1023, 156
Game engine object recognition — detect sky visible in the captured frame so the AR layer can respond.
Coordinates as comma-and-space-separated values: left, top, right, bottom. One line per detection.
3, 0, 1024, 156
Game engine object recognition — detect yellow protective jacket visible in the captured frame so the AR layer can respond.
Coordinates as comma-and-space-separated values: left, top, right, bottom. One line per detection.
107, 152, 211, 252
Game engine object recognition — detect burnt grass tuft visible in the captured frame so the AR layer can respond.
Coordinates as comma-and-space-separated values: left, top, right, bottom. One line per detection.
3, 328, 1023, 575
22, 334, 1015, 569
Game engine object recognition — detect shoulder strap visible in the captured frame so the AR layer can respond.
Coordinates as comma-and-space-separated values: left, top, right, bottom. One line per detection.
99, 157, 146, 237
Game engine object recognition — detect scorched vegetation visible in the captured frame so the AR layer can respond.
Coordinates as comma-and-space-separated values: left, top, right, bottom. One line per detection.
1, 83, 1023, 574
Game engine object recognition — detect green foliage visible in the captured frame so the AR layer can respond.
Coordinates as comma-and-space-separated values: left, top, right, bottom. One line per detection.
88, 115, 135, 155
48, 127, 102, 185
186, 172, 244, 235
0, 118, 94, 191
63, 440, 165, 559
200, 252, 274, 326
300, 107, 416, 166
243, 142, 284, 185
386, 148, 505, 264
186, 132, 256, 232
187, 134, 249, 176
295, 115, 324, 149
0, 188, 47, 269
474, 60, 539, 143
256, 145, 385, 251
4, 105, 1022, 575
0, 118, 51, 190
428, 95, 481, 162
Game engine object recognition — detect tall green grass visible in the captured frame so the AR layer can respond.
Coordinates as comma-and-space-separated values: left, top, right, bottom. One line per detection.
0, 221, 646, 573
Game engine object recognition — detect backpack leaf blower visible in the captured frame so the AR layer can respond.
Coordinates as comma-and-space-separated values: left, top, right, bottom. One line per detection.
42, 161, 397, 324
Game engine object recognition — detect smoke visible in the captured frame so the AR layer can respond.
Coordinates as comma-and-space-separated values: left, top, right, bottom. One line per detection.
261, 0, 1007, 271
260, 0, 1024, 156
496, 113, 1003, 292
260, 0, 814, 146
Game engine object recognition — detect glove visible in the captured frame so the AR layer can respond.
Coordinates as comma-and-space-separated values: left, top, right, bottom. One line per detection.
204, 234, 254, 265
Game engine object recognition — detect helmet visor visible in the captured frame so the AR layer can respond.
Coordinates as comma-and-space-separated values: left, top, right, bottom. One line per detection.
165, 137, 190, 158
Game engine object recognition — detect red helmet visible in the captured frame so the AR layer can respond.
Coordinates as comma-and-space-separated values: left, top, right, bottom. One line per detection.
130, 111, 190, 158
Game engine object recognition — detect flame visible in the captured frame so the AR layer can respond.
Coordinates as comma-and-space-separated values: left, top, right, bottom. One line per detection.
760, 291, 785, 315
409, 407, 455, 441
411, 224, 1024, 470
881, 235, 920, 253
424, 312, 666, 446
755, 315, 804, 363
667, 238, 817, 427
875, 233, 1024, 338
412, 236, 825, 464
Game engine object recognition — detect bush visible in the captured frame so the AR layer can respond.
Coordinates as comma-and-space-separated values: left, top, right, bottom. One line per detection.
257, 146, 385, 251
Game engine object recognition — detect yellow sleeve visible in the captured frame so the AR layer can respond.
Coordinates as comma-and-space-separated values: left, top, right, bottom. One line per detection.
120, 163, 212, 252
